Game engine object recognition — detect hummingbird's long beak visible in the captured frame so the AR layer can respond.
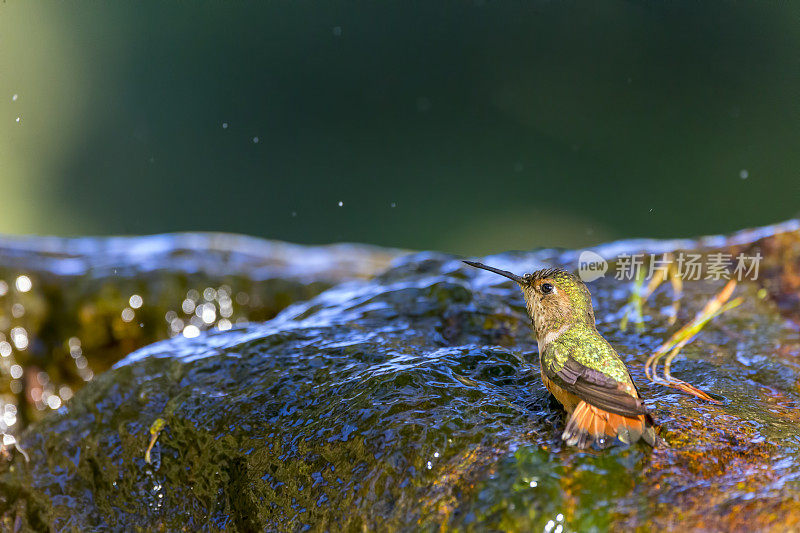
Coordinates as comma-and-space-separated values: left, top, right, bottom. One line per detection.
463, 261, 525, 284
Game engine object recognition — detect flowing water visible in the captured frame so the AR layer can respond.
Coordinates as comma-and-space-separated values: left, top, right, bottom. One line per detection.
1, 223, 800, 531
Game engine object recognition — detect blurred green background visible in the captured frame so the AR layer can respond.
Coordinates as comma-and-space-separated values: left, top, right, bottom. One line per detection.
1, 2, 798, 254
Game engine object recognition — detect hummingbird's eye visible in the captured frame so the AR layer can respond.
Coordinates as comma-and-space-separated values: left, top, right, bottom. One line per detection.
540, 283, 554, 294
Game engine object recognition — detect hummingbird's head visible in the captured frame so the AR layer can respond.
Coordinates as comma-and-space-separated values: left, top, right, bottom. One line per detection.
463, 261, 595, 338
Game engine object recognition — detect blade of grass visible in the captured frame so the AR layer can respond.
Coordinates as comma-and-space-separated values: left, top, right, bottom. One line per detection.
645, 279, 739, 402
668, 262, 683, 326
620, 266, 647, 332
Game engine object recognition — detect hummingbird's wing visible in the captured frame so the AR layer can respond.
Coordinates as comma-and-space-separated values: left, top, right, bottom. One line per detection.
542, 352, 648, 418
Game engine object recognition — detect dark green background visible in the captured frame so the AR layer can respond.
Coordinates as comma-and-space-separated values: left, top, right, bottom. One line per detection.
2, 2, 798, 254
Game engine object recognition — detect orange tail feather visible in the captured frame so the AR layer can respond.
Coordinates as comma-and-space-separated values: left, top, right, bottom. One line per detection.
562, 401, 657, 449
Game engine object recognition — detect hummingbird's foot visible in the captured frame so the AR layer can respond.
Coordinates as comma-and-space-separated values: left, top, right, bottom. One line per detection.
644, 279, 740, 403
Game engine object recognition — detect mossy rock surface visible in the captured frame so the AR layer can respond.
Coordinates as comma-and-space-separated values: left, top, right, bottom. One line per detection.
2, 223, 800, 531
0, 233, 399, 428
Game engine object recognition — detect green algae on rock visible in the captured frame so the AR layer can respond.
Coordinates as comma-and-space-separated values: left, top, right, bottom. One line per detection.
2, 222, 800, 531
0, 233, 400, 433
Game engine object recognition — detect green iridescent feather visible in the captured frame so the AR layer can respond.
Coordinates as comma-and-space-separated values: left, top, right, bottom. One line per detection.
542, 324, 631, 384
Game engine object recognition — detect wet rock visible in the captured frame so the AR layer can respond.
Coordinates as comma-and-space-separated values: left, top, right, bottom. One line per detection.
0, 233, 400, 430
2, 222, 800, 531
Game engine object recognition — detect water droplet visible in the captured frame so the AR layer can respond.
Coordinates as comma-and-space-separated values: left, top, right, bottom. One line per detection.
182, 298, 196, 314
183, 325, 201, 338
129, 294, 143, 309
10, 328, 28, 350
59, 385, 73, 401
740, 169, 749, 179
252, 136, 259, 143
200, 304, 216, 324
236, 292, 250, 305
170, 318, 185, 333
15, 275, 32, 292
121, 307, 135, 322
47, 395, 62, 409
338, 201, 343, 207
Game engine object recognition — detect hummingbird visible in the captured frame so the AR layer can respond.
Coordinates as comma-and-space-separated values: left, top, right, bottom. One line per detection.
464, 261, 657, 449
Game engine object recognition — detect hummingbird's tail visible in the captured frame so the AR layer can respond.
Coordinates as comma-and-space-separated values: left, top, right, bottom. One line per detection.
563, 401, 658, 449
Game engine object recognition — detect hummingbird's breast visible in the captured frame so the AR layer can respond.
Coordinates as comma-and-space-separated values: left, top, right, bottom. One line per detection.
536, 323, 570, 354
